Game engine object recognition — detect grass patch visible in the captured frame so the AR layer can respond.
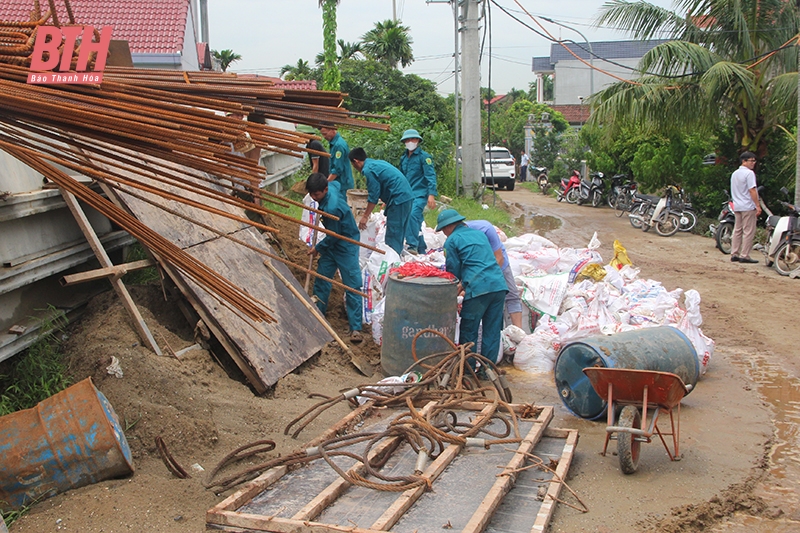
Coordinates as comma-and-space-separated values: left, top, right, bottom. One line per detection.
424, 193, 516, 237
121, 242, 159, 285
0, 307, 71, 417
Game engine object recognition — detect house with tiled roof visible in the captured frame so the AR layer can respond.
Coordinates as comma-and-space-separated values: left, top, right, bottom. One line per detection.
532, 39, 669, 125
0, 0, 203, 70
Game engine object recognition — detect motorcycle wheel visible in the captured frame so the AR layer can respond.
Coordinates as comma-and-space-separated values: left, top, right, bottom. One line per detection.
591, 190, 603, 207
566, 188, 579, 204
715, 221, 734, 254
607, 192, 617, 209
655, 213, 681, 237
614, 193, 631, 217
678, 210, 697, 232
773, 240, 800, 276
629, 203, 649, 229
538, 175, 548, 194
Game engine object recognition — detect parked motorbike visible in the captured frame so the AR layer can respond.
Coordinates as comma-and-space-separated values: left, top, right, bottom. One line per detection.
629, 186, 681, 237
576, 171, 605, 207
673, 187, 697, 232
763, 187, 800, 277
607, 174, 634, 209
714, 191, 735, 254
534, 167, 549, 194
613, 178, 639, 217
558, 170, 581, 203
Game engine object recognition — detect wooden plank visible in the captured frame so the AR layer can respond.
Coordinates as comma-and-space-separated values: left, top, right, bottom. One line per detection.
209, 466, 288, 517
104, 161, 333, 391
292, 402, 437, 522
59, 189, 162, 355
208, 512, 385, 533
60, 258, 155, 285
210, 402, 376, 514
368, 404, 498, 531
531, 428, 579, 533
461, 406, 554, 533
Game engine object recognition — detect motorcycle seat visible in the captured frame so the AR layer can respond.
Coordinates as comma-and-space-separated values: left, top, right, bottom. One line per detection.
635, 193, 660, 202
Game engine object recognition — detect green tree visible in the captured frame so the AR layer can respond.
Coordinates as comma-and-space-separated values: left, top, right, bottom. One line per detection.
211, 49, 241, 72
338, 59, 452, 127
315, 40, 363, 66
344, 106, 457, 195
591, 0, 798, 161
280, 59, 313, 81
527, 75, 553, 101
483, 99, 569, 165
361, 19, 414, 69
318, 0, 342, 91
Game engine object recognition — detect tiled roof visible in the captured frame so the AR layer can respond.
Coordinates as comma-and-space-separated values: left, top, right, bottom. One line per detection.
0, 0, 190, 54
551, 104, 591, 124
533, 39, 670, 71
237, 74, 317, 91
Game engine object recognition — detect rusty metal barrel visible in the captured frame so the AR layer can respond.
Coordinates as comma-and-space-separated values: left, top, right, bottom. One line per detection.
0, 377, 134, 510
381, 273, 458, 377
554, 326, 699, 420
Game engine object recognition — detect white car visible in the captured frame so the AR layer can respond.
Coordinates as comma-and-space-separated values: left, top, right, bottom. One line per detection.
481, 146, 516, 190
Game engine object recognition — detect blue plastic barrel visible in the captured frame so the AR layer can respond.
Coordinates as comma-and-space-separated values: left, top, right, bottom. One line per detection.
554, 326, 699, 420
381, 273, 458, 376
0, 378, 134, 510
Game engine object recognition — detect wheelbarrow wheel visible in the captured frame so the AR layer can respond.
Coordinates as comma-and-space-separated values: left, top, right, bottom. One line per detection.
617, 405, 641, 474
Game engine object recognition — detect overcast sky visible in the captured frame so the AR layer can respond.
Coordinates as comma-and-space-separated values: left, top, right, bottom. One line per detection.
207, 0, 676, 95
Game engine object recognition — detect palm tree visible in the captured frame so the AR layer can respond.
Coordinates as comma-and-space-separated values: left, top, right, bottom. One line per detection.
589, 0, 798, 162
212, 49, 242, 72
318, 0, 342, 91
361, 19, 414, 69
315, 40, 363, 67
280, 59, 313, 81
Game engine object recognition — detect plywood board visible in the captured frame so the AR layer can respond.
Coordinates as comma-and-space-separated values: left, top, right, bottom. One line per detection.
103, 156, 332, 391
207, 403, 578, 533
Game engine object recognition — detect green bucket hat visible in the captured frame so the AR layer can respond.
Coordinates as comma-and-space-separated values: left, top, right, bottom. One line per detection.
435, 209, 466, 232
400, 129, 422, 142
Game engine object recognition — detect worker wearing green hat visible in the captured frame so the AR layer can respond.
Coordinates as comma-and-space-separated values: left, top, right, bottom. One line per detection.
435, 209, 508, 367
399, 129, 438, 255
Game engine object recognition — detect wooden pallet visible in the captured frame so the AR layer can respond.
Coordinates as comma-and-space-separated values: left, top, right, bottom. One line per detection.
207, 402, 578, 533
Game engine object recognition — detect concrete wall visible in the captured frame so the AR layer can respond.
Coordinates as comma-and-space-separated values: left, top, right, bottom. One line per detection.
554, 58, 642, 104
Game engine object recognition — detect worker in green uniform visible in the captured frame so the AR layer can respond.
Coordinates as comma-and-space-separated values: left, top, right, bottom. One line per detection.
399, 129, 438, 255
348, 147, 413, 256
319, 124, 354, 192
305, 173, 363, 343
436, 209, 508, 366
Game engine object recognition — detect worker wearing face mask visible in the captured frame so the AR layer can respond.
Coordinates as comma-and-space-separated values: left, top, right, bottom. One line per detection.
399, 129, 438, 255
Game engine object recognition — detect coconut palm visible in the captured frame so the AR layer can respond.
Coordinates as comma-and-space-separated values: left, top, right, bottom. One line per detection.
318, 0, 342, 91
315, 40, 363, 67
212, 49, 242, 72
361, 19, 414, 69
589, 0, 798, 161
280, 59, 313, 81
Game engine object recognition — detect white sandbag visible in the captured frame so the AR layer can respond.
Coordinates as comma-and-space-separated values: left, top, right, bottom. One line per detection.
503, 233, 557, 252
299, 194, 326, 247
358, 211, 386, 267
501, 325, 526, 356
677, 289, 715, 375
513, 329, 559, 373
519, 272, 570, 318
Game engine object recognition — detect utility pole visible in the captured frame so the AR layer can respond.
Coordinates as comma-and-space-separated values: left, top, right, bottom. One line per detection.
461, 0, 482, 194
426, 0, 462, 194
393, 0, 397, 21
199, 0, 209, 43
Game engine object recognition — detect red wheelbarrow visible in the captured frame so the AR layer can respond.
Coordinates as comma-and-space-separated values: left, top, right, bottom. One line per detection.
582, 367, 691, 474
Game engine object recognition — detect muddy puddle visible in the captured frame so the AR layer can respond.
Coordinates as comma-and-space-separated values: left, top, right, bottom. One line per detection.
713, 353, 800, 530
515, 210, 561, 236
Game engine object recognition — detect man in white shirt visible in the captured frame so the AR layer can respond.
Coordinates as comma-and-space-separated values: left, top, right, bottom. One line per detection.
729, 151, 762, 263
519, 151, 529, 182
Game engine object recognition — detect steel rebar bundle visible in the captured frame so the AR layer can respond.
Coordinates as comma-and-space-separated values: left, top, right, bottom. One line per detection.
0, 47, 389, 326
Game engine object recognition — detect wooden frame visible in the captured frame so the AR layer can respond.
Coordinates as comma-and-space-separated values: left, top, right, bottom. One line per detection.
207, 402, 578, 533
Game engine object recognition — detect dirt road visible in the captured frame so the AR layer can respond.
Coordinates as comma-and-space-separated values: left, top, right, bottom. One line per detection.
497, 186, 800, 532
9, 187, 800, 532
